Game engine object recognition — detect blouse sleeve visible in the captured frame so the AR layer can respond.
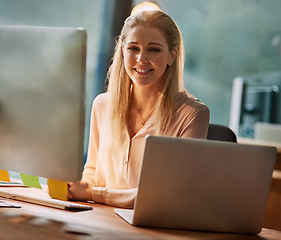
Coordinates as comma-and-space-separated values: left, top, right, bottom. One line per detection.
91, 187, 138, 209
82, 101, 99, 186
180, 105, 210, 139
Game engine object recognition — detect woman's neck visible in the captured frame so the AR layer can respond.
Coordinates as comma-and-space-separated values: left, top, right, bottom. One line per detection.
127, 85, 159, 138
132, 86, 159, 114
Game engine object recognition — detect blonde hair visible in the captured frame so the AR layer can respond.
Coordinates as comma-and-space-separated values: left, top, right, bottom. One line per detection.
106, 10, 185, 143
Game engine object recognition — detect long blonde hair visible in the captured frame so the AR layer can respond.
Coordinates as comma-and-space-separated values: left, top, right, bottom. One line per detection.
106, 10, 185, 142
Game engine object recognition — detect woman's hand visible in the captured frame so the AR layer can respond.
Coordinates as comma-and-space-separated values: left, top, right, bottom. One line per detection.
67, 181, 93, 201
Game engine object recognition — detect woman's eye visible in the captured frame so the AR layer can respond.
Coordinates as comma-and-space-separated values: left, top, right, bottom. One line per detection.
128, 46, 139, 51
149, 48, 161, 52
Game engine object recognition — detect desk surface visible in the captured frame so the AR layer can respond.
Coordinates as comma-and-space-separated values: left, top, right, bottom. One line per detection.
238, 137, 281, 153
0, 188, 281, 240
237, 138, 281, 232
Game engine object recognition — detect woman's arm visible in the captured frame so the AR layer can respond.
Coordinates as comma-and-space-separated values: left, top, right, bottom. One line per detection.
91, 187, 137, 209
81, 100, 99, 185
68, 181, 137, 209
180, 106, 210, 139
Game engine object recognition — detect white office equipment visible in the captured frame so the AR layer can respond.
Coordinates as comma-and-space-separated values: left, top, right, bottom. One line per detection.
254, 122, 281, 143
229, 71, 281, 138
229, 77, 244, 136
0, 187, 93, 210
115, 135, 277, 234
0, 25, 87, 182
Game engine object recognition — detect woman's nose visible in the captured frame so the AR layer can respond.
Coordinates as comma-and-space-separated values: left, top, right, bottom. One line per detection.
137, 51, 148, 63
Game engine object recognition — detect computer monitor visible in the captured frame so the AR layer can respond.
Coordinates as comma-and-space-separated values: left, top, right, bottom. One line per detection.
229, 71, 281, 138
0, 25, 87, 182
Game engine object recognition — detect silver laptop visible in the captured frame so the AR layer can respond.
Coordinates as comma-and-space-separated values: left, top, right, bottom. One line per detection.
115, 135, 277, 234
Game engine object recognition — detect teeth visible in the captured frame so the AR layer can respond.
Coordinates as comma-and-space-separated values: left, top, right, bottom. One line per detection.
136, 68, 151, 73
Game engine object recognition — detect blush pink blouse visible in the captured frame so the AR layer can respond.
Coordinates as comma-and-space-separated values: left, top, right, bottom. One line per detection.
82, 92, 210, 208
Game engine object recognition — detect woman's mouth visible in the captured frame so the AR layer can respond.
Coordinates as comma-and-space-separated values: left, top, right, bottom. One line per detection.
134, 68, 153, 74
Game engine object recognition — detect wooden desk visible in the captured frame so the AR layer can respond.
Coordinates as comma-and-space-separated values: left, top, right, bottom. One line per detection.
238, 138, 281, 231
0, 188, 281, 240
238, 137, 281, 163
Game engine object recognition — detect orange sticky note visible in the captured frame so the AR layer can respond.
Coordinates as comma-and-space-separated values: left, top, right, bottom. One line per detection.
47, 178, 68, 201
0, 170, 10, 182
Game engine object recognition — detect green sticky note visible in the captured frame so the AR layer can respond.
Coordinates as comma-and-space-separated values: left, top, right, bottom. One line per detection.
0, 170, 10, 182
20, 174, 42, 189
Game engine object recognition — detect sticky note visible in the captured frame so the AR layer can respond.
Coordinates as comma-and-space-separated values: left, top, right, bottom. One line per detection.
47, 178, 68, 201
0, 170, 10, 182
20, 174, 42, 189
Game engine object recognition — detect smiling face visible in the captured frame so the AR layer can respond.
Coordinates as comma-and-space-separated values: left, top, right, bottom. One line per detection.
122, 25, 176, 91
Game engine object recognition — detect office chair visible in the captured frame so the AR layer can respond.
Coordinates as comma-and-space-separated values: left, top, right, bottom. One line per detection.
207, 124, 237, 143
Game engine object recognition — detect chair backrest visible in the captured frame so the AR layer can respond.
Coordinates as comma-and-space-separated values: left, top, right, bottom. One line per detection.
207, 124, 237, 143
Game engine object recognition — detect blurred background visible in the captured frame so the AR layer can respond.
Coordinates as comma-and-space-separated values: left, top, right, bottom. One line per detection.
1, 0, 281, 148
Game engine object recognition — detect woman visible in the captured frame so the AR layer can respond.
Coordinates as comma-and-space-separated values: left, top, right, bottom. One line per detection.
68, 10, 209, 208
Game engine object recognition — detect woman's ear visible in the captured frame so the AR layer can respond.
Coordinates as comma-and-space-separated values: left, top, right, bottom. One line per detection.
121, 45, 125, 58
168, 49, 177, 66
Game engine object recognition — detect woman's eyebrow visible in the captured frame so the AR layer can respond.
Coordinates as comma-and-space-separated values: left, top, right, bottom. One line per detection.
127, 41, 138, 45
126, 41, 164, 47
148, 42, 164, 47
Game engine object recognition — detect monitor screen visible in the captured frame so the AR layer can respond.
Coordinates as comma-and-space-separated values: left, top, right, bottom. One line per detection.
0, 25, 87, 182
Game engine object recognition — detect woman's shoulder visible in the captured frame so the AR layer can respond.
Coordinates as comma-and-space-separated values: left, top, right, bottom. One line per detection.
92, 92, 109, 109
91, 93, 110, 119
176, 91, 209, 112
174, 91, 210, 128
